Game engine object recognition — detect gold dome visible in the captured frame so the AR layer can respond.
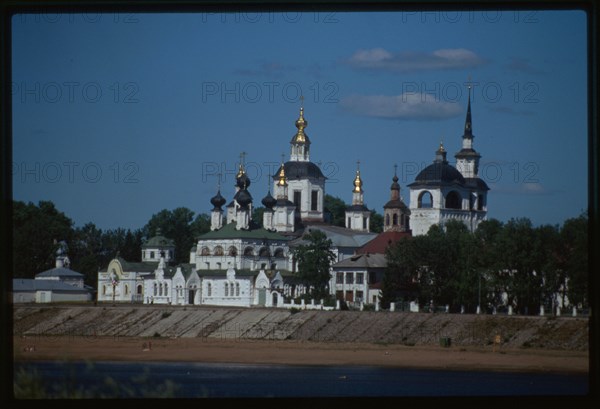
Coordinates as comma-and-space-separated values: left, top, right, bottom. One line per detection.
277, 162, 287, 186
353, 169, 363, 193
292, 107, 308, 143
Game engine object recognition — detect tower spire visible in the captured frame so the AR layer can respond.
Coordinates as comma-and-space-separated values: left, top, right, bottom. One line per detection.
464, 82, 473, 138
353, 160, 363, 193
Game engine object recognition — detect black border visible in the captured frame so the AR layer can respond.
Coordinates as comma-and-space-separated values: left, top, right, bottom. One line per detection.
1, 1, 597, 408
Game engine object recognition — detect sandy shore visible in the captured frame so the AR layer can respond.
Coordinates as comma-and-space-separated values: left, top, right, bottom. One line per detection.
12, 335, 588, 374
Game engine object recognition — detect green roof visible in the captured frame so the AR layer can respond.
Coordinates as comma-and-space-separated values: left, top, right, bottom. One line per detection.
142, 234, 175, 248
198, 221, 290, 241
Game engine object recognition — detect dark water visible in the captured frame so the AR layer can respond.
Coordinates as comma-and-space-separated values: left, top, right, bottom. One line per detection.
14, 361, 588, 398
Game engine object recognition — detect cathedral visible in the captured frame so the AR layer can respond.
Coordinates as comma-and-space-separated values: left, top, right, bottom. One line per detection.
97, 90, 488, 307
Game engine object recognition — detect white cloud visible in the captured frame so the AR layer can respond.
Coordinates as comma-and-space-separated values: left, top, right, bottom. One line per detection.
346, 48, 485, 72
341, 93, 463, 120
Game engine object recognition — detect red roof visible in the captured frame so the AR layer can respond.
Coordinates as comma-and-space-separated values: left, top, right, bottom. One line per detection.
356, 231, 412, 254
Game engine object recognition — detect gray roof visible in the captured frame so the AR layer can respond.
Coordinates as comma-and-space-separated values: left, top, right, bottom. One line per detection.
13, 278, 90, 293
291, 224, 377, 249
36, 267, 83, 279
332, 253, 387, 269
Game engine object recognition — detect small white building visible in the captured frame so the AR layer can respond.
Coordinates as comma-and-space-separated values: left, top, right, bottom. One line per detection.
13, 244, 92, 303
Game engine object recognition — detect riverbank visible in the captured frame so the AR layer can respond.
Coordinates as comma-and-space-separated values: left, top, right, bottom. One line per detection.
13, 335, 588, 374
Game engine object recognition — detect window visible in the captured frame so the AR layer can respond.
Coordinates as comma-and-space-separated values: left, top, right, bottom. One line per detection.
236, 283, 240, 297
150, 251, 155, 259
356, 273, 364, 284
385, 214, 390, 226
207, 283, 212, 297
164, 283, 168, 295
311, 191, 318, 211
363, 218, 367, 230
259, 247, 270, 257
347, 217, 351, 228
102, 285, 107, 295
346, 273, 354, 284
214, 246, 224, 256
418, 191, 433, 208
393, 213, 398, 225
445, 191, 461, 209
153, 283, 157, 296
293, 191, 301, 210
274, 248, 284, 258
336, 272, 344, 284
478, 194, 485, 211
225, 283, 229, 297
201, 247, 210, 256
124, 284, 129, 295
228, 246, 237, 256
244, 246, 254, 256
137, 285, 143, 295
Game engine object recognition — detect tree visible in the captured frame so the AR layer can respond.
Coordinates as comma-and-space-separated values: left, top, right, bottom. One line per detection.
292, 230, 336, 299
382, 235, 424, 308
369, 210, 384, 233
561, 213, 588, 308
252, 206, 265, 228
13, 200, 74, 278
324, 194, 347, 227
143, 207, 196, 264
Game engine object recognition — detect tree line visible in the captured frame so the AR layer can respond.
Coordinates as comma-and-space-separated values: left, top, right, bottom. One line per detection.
381, 214, 588, 314
11, 194, 367, 287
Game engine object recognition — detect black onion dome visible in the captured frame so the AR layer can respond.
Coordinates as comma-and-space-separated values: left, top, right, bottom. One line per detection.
410, 162, 465, 186
261, 191, 276, 209
236, 189, 252, 208
236, 172, 251, 189
210, 190, 226, 209
272, 161, 326, 181
391, 174, 400, 190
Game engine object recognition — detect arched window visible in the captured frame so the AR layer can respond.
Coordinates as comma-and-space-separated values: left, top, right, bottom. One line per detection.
201, 247, 210, 256
401, 214, 405, 227
214, 246, 224, 256
274, 248, 285, 258
418, 191, 433, 208
392, 213, 398, 225
137, 284, 143, 295
228, 246, 237, 256
124, 284, 129, 295
244, 246, 254, 256
385, 214, 390, 226
207, 282, 212, 297
445, 191, 461, 209
102, 285, 107, 295
259, 247, 270, 257
224, 282, 229, 297
164, 283, 168, 295
153, 282, 157, 296
159, 283, 163, 296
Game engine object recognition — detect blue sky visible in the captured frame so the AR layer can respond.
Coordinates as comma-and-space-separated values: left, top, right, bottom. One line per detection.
11, 9, 588, 230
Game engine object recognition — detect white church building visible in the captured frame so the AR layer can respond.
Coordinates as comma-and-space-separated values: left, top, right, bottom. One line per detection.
98, 94, 489, 308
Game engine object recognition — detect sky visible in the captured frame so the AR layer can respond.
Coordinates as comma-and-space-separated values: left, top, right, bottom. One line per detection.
11, 8, 589, 231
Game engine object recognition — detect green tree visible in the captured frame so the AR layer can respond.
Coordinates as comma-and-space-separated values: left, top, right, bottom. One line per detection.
143, 207, 197, 264
13, 200, 74, 277
369, 210, 384, 233
382, 235, 424, 308
561, 213, 588, 308
292, 230, 336, 299
190, 213, 211, 239
252, 206, 265, 228
324, 194, 347, 227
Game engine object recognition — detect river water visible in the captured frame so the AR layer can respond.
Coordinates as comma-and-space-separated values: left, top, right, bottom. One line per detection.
14, 361, 588, 398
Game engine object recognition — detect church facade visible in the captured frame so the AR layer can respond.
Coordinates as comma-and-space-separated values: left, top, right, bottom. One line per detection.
408, 87, 489, 235
97, 92, 489, 307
